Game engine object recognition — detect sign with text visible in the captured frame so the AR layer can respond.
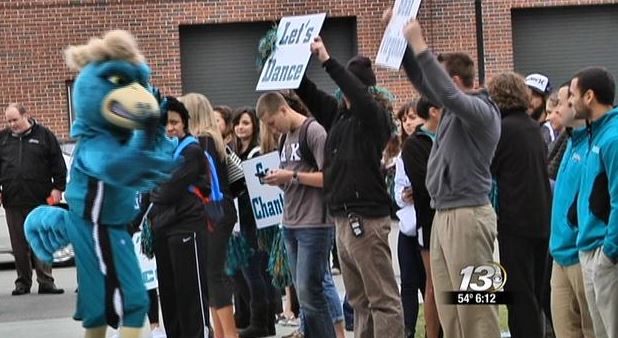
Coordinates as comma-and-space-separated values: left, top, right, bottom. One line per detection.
241, 151, 284, 229
376, 0, 423, 69
132, 232, 158, 290
256, 13, 326, 91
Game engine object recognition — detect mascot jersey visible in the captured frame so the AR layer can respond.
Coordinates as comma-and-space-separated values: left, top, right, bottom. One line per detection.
24, 30, 177, 333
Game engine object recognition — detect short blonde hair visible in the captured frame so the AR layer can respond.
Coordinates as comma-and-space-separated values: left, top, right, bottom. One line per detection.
179, 93, 226, 160
256, 92, 288, 119
488, 72, 530, 112
64, 30, 145, 71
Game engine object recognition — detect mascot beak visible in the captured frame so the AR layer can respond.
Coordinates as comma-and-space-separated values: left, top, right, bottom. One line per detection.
101, 82, 160, 130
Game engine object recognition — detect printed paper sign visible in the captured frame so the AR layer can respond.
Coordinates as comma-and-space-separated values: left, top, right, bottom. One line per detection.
132, 232, 158, 290
376, 0, 423, 69
256, 13, 326, 91
241, 151, 284, 229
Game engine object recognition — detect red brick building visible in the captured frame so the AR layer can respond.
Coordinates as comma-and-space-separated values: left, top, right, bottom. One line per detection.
1, 0, 616, 139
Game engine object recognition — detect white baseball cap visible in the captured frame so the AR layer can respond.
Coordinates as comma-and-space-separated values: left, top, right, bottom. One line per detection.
525, 73, 552, 96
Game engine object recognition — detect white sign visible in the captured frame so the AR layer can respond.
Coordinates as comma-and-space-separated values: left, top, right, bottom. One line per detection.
256, 13, 326, 91
241, 151, 284, 229
376, 0, 423, 69
132, 232, 158, 290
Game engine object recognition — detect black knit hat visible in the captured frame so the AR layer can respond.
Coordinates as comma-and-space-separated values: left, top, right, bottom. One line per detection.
346, 55, 377, 87
166, 96, 190, 128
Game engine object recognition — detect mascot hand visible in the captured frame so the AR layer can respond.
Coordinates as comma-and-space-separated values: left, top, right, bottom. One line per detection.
24, 206, 70, 264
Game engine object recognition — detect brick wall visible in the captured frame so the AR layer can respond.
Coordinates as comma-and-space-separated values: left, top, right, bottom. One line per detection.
0, 0, 614, 139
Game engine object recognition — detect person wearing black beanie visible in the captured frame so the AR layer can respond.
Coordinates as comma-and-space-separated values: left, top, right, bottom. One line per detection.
294, 36, 404, 338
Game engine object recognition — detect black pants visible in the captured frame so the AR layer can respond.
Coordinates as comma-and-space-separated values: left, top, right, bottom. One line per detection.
147, 288, 160, 324
499, 233, 549, 338
397, 232, 425, 336
206, 213, 235, 309
5, 206, 54, 289
155, 231, 210, 338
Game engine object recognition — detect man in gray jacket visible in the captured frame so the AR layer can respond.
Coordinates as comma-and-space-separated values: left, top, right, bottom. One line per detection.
400, 18, 502, 338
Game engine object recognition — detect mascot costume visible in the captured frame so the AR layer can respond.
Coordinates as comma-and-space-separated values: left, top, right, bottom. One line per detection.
24, 30, 177, 338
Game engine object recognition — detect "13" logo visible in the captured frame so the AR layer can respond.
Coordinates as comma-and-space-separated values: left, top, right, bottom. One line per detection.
459, 262, 507, 292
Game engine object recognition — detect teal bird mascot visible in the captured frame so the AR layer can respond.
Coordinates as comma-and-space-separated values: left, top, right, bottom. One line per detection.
24, 30, 177, 338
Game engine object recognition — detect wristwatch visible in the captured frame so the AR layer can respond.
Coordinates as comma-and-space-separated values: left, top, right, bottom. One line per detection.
291, 170, 300, 185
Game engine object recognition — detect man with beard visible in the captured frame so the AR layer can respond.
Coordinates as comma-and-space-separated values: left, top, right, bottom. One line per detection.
525, 73, 553, 123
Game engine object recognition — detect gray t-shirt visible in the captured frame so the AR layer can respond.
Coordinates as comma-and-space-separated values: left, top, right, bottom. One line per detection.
280, 118, 331, 228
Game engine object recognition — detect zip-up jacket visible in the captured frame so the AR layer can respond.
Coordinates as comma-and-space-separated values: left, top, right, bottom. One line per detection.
295, 58, 391, 217
0, 120, 67, 207
551, 126, 587, 266
402, 48, 501, 210
491, 108, 551, 238
401, 126, 435, 234
577, 107, 618, 260
149, 135, 209, 236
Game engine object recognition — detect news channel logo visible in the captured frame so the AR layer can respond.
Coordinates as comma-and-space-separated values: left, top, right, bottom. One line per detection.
447, 262, 510, 305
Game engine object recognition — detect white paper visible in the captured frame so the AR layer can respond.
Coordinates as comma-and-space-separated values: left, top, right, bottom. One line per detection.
132, 232, 158, 290
241, 151, 284, 229
376, 0, 423, 69
396, 205, 417, 237
256, 13, 326, 91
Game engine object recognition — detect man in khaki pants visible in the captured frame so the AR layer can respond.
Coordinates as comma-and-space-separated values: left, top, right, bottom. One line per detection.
400, 15, 501, 338
549, 83, 594, 338
570, 67, 618, 338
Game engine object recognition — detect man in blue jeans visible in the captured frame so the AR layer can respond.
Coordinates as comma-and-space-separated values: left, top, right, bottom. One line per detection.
257, 91, 337, 338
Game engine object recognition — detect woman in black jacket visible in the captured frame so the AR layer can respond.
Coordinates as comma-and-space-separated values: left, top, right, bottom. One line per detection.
148, 97, 211, 338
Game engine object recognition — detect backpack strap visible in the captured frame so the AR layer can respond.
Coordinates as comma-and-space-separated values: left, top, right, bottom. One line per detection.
298, 117, 318, 170
173, 135, 199, 160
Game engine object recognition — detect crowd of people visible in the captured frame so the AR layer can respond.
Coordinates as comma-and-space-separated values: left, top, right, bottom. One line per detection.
1, 8, 617, 338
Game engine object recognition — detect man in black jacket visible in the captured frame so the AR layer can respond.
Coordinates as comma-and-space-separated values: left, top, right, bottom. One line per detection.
295, 37, 404, 338
0, 103, 66, 295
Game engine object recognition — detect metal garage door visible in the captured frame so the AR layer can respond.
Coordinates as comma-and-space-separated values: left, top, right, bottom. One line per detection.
180, 17, 357, 108
512, 5, 618, 101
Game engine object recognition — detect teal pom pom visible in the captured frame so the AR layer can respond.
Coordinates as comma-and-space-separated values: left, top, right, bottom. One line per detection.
225, 232, 254, 276
268, 228, 293, 288
140, 218, 155, 259
334, 86, 397, 106
257, 226, 279, 252
256, 25, 279, 71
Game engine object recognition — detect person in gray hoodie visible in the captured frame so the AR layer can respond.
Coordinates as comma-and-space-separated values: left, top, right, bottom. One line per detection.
397, 14, 502, 338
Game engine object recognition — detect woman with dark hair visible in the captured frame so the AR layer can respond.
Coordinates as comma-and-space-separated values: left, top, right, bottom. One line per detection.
214, 105, 234, 146
230, 107, 274, 337
392, 100, 426, 338
488, 72, 552, 338
232, 107, 260, 155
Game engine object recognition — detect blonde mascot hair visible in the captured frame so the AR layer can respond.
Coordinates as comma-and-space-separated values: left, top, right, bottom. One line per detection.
65, 30, 145, 71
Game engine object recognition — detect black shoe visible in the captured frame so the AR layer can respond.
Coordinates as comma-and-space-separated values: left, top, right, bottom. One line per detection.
238, 325, 269, 338
38, 284, 64, 294
11, 286, 31, 296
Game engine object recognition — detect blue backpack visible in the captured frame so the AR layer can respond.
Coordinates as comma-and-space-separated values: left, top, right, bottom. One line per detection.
174, 136, 225, 225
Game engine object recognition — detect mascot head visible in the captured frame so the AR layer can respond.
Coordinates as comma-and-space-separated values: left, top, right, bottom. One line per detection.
65, 30, 160, 137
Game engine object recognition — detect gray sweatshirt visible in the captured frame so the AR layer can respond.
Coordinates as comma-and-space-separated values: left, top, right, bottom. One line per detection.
402, 49, 501, 210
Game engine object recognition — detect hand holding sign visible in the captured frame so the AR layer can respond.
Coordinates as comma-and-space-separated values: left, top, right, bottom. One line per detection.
310, 36, 330, 63
262, 168, 294, 186
403, 20, 428, 55
376, 0, 423, 69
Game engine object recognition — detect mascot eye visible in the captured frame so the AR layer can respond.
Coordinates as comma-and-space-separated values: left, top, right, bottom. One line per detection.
107, 75, 129, 86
